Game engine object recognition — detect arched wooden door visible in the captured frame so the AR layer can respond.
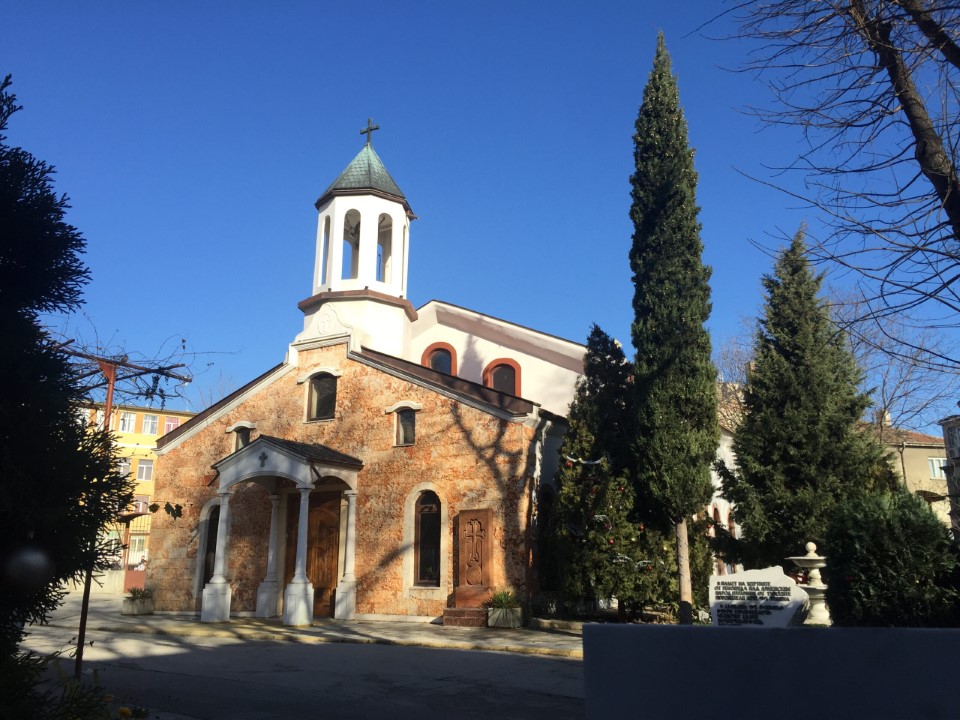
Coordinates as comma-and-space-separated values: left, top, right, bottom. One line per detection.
285, 492, 340, 617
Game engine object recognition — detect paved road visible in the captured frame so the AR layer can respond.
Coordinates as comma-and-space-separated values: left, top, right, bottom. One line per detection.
23, 623, 584, 720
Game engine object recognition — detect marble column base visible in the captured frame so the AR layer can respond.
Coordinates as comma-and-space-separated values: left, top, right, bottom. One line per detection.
200, 580, 232, 623
255, 579, 280, 618
334, 579, 357, 620
283, 580, 315, 626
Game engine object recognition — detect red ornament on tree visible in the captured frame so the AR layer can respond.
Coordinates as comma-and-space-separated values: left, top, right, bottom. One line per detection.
565, 460, 573, 468
608, 538, 615, 545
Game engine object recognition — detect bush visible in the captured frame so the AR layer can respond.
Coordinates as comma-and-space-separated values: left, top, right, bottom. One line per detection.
824, 489, 960, 627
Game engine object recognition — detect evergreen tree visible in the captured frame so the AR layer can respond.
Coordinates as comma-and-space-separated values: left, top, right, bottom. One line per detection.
0, 75, 134, 715
555, 326, 674, 618
717, 229, 897, 570
629, 34, 719, 625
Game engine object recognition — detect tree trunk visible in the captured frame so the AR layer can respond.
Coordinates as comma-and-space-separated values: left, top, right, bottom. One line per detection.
675, 517, 693, 625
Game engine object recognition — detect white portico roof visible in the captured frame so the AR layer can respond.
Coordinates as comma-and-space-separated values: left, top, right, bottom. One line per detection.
212, 435, 363, 493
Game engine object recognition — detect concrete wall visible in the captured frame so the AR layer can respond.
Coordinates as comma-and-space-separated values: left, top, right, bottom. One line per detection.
584, 624, 960, 720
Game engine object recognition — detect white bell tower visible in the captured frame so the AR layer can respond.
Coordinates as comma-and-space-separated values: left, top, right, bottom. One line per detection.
295, 120, 416, 355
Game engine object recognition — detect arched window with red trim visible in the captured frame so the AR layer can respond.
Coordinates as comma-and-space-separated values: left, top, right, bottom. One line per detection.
482, 359, 521, 396
421, 342, 457, 376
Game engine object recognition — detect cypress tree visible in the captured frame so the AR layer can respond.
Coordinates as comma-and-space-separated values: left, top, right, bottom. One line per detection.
629, 34, 719, 625
717, 229, 897, 570
555, 326, 673, 618
0, 75, 134, 714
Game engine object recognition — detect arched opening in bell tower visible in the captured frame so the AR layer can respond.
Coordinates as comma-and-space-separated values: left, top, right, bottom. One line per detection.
377, 213, 393, 283
342, 209, 360, 280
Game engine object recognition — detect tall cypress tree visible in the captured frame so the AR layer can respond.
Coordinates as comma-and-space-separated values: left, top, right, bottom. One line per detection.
1, 75, 134, 713
629, 34, 719, 625
555, 326, 673, 617
717, 229, 897, 570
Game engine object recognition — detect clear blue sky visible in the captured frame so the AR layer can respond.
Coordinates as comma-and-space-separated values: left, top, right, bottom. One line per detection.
4, 2, 829, 410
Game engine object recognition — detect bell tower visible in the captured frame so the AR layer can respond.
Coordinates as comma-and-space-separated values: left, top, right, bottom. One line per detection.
295, 121, 417, 355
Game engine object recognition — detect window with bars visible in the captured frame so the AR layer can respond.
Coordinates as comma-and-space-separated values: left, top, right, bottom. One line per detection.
396, 409, 416, 446
415, 492, 441, 587
308, 374, 337, 420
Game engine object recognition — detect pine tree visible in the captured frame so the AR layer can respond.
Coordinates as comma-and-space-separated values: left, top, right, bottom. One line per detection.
629, 34, 719, 625
0, 75, 134, 712
717, 228, 897, 570
555, 327, 673, 617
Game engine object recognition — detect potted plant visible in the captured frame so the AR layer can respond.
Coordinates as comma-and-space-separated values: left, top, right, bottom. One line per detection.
485, 589, 521, 628
122, 587, 154, 616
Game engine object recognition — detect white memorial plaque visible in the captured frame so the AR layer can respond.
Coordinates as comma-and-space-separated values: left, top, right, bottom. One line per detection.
709, 567, 808, 627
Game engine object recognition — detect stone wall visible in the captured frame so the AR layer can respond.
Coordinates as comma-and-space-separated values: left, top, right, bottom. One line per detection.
148, 341, 538, 617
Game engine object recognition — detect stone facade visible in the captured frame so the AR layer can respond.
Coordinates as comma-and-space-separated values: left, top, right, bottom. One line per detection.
149, 340, 543, 619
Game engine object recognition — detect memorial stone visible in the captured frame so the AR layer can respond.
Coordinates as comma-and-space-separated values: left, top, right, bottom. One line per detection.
453, 508, 492, 607
709, 567, 808, 627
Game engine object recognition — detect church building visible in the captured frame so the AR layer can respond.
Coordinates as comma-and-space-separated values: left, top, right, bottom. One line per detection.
148, 126, 585, 625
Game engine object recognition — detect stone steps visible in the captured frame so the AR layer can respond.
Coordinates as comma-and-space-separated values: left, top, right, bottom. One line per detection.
442, 608, 487, 627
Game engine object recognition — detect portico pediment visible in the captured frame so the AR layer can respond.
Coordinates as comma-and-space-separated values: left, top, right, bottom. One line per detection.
212, 435, 363, 492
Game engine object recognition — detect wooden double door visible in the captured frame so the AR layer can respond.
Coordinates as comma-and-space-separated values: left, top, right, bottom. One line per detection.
285, 491, 341, 618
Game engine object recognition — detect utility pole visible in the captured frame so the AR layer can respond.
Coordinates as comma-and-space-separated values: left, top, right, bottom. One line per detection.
73, 353, 190, 680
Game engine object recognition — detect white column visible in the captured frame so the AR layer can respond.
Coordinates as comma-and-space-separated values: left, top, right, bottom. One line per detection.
294, 488, 311, 582
335, 490, 358, 620
342, 491, 357, 582
283, 487, 315, 626
255, 494, 281, 618
201, 492, 233, 622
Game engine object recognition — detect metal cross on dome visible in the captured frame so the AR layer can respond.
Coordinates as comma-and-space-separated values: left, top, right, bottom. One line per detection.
360, 117, 380, 146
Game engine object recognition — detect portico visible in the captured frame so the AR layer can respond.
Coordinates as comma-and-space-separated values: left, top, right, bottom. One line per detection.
200, 435, 362, 626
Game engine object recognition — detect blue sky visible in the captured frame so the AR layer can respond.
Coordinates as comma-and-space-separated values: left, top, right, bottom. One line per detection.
5, 2, 831, 410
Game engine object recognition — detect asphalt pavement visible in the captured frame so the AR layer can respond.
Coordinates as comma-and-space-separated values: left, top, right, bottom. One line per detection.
29, 592, 583, 720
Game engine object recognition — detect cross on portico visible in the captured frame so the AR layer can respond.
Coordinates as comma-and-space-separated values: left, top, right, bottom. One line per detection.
258, 452, 268, 467
360, 117, 380, 146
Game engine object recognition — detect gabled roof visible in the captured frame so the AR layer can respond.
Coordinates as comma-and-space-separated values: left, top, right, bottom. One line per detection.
357, 346, 536, 417
212, 434, 363, 470
315, 144, 411, 213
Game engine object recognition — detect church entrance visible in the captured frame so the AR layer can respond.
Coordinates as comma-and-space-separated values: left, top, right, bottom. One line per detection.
285, 491, 341, 617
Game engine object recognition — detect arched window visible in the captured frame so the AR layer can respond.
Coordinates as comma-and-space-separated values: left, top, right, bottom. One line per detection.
483, 359, 521, 396
421, 343, 457, 376
308, 374, 337, 421
342, 210, 360, 280
415, 491, 441, 587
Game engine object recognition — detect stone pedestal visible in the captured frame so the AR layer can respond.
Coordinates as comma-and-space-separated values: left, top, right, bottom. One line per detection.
283, 580, 315, 626
255, 579, 280, 618
334, 579, 357, 620
200, 581, 232, 623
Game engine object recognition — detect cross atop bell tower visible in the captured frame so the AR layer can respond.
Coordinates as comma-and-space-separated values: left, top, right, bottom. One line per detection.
360, 117, 380, 146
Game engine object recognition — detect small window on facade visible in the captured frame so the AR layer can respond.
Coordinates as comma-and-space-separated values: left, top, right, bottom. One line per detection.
308, 374, 337, 421
117, 457, 131, 477
142, 414, 159, 434
491, 364, 516, 394
235, 426, 252, 449
119, 412, 136, 432
415, 491, 441, 587
164, 416, 181, 434
429, 349, 452, 374
136, 459, 154, 482
396, 409, 416, 446
930, 458, 948, 480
